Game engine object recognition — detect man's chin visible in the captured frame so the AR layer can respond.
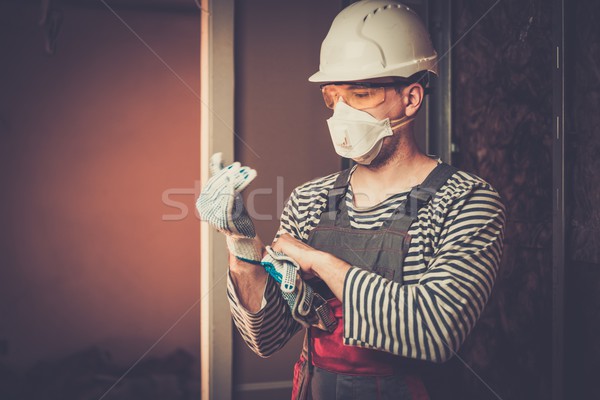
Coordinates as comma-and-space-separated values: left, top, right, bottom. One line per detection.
366, 141, 397, 170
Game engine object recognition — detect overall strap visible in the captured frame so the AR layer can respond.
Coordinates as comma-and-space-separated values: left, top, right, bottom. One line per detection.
387, 162, 458, 233
319, 168, 352, 228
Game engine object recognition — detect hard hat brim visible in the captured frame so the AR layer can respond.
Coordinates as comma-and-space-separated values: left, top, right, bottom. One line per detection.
308, 56, 439, 83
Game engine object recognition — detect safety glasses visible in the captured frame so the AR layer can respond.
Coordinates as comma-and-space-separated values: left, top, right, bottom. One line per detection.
320, 80, 409, 110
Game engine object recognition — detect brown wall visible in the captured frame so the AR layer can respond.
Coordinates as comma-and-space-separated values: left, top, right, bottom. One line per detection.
0, 1, 200, 396
232, 0, 342, 398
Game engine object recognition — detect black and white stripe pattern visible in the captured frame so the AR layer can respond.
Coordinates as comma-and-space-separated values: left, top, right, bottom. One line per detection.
227, 167, 505, 363
227, 274, 302, 357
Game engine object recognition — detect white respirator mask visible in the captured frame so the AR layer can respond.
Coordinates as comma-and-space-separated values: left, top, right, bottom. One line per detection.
326, 100, 413, 165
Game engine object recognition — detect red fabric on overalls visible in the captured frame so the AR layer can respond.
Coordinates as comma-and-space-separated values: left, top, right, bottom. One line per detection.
291, 356, 305, 400
310, 298, 399, 375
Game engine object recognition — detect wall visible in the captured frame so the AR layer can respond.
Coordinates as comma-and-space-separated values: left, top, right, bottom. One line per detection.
447, 0, 553, 399
0, 1, 201, 398
565, 0, 600, 398
232, 0, 342, 398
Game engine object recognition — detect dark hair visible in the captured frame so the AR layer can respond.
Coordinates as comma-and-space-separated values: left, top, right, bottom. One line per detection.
394, 71, 432, 95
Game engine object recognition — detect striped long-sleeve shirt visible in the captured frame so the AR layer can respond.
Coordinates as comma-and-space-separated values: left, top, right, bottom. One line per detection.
227, 165, 506, 363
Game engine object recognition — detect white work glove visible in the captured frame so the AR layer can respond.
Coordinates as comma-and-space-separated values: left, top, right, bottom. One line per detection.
261, 246, 337, 332
261, 246, 301, 293
196, 153, 262, 263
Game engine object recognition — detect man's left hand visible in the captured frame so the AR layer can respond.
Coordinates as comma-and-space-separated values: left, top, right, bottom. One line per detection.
272, 234, 323, 279
273, 233, 352, 302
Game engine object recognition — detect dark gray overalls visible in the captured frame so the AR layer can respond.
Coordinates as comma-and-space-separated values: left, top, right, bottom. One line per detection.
292, 162, 457, 400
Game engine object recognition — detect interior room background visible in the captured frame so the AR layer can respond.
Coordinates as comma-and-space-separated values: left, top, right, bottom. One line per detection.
0, 0, 598, 399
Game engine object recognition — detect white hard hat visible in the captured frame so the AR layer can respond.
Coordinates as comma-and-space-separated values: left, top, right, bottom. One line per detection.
309, 0, 438, 83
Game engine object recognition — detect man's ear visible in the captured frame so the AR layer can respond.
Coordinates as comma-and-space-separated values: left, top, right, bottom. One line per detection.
404, 83, 425, 118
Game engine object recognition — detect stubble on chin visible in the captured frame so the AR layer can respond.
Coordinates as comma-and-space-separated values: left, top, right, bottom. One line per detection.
366, 133, 402, 170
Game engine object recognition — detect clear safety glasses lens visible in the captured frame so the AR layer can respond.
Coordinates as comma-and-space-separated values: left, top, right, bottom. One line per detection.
321, 84, 386, 110
320, 81, 409, 110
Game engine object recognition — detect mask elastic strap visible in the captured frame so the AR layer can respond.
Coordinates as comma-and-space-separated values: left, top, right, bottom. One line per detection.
389, 115, 414, 131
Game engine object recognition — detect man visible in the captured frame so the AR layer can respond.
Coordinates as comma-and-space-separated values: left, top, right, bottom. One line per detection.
197, 1, 505, 399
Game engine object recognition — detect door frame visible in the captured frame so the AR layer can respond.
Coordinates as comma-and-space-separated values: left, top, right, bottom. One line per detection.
200, 1, 235, 399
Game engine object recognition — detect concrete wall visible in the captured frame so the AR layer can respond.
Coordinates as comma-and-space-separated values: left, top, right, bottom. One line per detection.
0, 0, 200, 386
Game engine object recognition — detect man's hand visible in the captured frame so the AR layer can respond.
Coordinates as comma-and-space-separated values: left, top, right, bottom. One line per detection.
272, 234, 323, 279
273, 234, 352, 302
261, 246, 300, 293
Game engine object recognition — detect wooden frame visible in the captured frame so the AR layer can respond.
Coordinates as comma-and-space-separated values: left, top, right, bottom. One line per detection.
200, 1, 235, 399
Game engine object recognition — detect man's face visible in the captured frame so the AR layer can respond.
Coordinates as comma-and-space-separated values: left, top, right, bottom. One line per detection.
321, 77, 424, 168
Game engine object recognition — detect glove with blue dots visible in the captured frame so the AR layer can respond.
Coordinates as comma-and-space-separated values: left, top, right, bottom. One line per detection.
261, 246, 300, 293
196, 153, 262, 263
262, 247, 337, 332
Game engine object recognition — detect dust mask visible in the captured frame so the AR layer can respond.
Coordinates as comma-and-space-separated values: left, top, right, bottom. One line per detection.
326, 100, 413, 165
